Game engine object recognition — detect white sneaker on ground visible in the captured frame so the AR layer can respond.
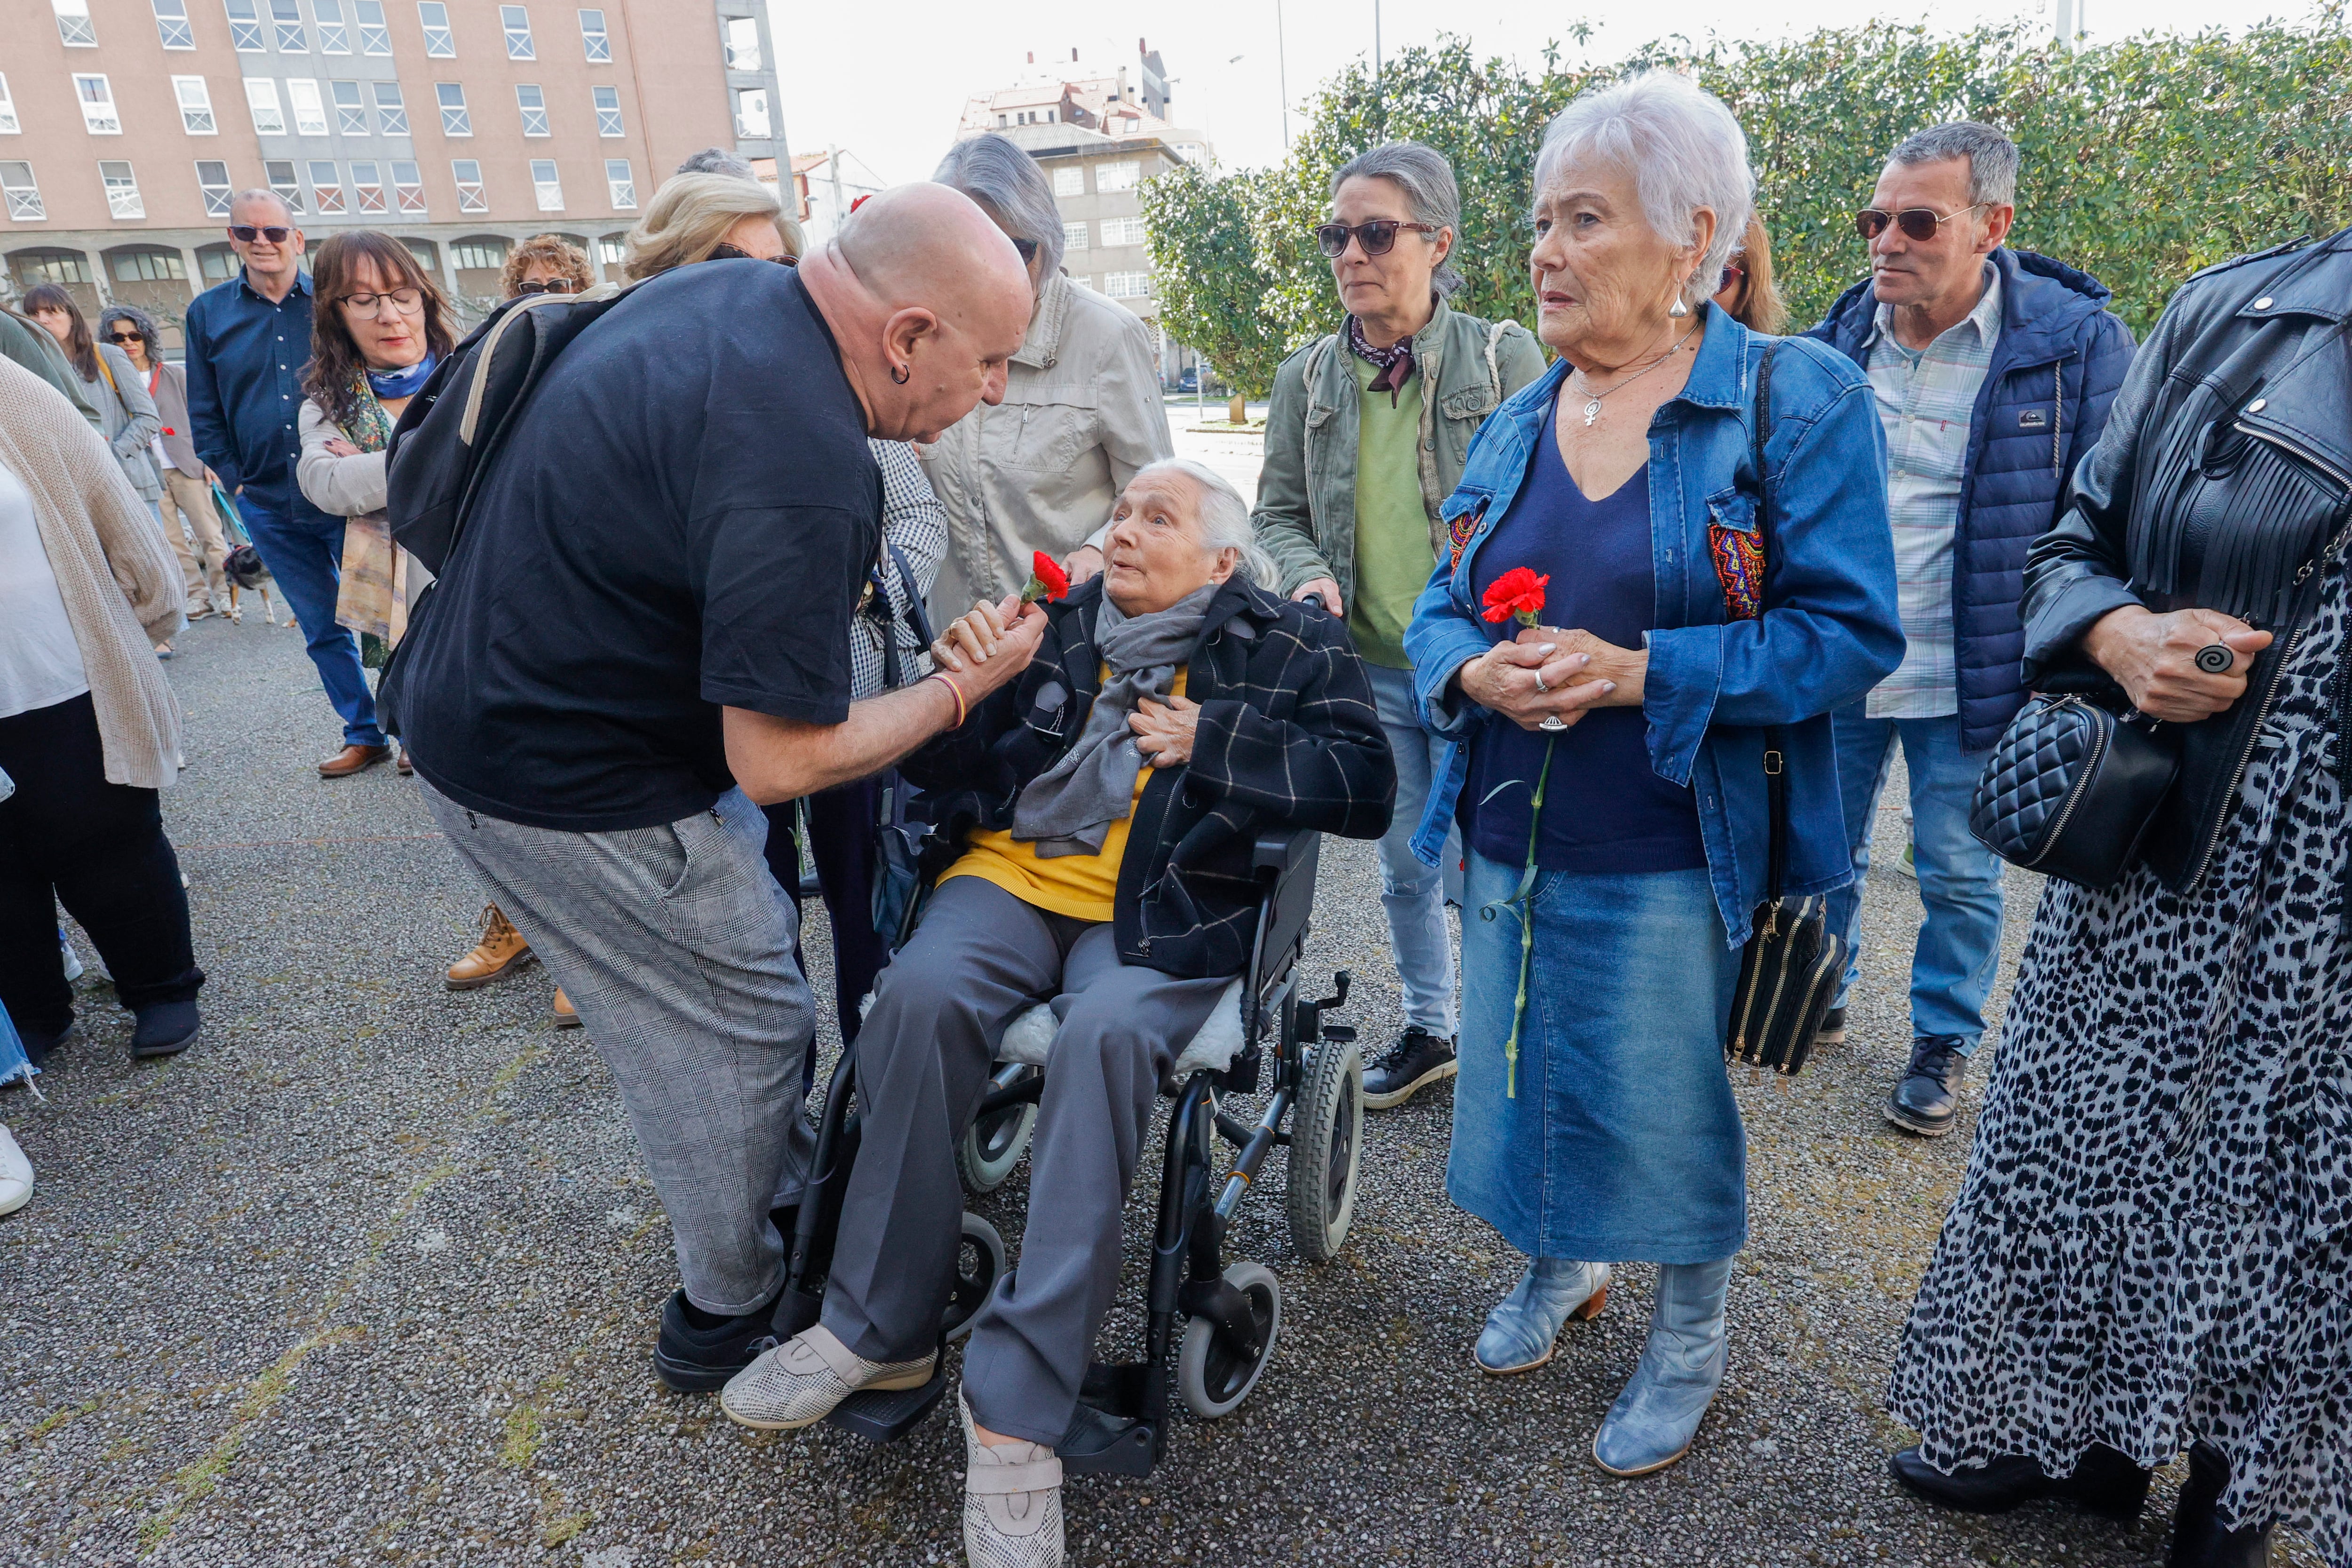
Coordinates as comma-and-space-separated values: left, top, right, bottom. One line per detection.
961, 1390, 1063, 1568
718, 1323, 933, 1431
0, 1125, 32, 1216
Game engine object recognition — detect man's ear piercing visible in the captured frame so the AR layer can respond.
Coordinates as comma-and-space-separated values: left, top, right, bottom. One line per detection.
889, 363, 911, 385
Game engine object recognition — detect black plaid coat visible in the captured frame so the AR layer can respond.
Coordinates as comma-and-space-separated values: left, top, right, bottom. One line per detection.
902, 575, 1395, 978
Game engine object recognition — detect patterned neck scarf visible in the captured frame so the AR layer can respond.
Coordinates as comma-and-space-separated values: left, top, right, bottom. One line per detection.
1345, 314, 1415, 408
342, 369, 395, 454
366, 351, 436, 403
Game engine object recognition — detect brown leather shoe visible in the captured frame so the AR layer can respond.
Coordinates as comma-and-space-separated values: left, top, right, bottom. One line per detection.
396, 748, 414, 777
551, 987, 581, 1028
318, 743, 392, 778
446, 904, 534, 991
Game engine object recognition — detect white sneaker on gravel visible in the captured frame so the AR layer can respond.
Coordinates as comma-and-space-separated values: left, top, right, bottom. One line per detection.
718, 1323, 933, 1431
960, 1390, 1062, 1568
0, 1124, 32, 1217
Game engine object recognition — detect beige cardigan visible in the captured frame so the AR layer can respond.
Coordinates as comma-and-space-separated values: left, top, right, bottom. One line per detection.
0, 357, 184, 788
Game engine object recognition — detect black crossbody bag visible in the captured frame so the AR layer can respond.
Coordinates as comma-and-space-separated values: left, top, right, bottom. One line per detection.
1724, 343, 1843, 1077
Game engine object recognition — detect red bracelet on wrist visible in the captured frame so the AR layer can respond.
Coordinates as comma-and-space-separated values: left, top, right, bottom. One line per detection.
924, 670, 968, 728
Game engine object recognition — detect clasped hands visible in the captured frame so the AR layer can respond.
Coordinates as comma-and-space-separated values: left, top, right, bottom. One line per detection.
1458, 627, 1646, 732
925, 593, 1198, 764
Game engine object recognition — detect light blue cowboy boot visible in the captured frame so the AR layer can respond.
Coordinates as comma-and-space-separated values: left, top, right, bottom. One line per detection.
1591, 1257, 1732, 1476
1473, 1258, 1611, 1375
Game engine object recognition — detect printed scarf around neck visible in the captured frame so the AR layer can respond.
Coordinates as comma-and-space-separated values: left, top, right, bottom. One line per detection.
1346, 314, 1415, 407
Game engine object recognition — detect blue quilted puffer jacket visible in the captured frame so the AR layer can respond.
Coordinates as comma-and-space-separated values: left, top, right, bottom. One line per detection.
1806, 247, 2135, 751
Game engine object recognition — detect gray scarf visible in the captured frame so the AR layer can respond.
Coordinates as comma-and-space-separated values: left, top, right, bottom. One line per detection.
1011, 583, 1221, 857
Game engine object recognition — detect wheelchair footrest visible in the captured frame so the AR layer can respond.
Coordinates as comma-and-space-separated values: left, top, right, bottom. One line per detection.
824, 1361, 948, 1444
1058, 1399, 1158, 1477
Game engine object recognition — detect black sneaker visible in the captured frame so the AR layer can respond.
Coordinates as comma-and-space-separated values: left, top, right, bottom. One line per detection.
131, 1000, 201, 1059
1362, 1026, 1457, 1110
1885, 1035, 1969, 1137
654, 1288, 785, 1393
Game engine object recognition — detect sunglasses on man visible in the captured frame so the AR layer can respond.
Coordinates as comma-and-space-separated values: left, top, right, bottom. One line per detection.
707, 242, 797, 267
1316, 219, 1441, 260
1853, 203, 1989, 243
511, 277, 581, 295
229, 224, 294, 244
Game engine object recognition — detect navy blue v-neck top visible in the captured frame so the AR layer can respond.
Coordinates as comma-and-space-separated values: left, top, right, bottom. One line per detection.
1461, 419, 1707, 876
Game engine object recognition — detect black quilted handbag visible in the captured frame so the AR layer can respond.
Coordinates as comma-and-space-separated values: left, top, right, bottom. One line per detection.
1969, 695, 2180, 889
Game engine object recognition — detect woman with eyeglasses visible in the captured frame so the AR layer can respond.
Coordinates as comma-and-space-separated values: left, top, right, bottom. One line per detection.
501, 234, 595, 301
1255, 141, 1548, 1111
1709, 214, 1788, 335
923, 133, 1174, 617
99, 305, 234, 626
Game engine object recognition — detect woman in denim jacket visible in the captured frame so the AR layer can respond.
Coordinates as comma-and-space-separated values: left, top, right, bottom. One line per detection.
1402, 74, 1902, 1476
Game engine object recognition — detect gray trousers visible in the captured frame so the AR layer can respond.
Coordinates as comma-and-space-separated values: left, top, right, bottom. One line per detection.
421, 780, 818, 1316
822, 876, 1228, 1446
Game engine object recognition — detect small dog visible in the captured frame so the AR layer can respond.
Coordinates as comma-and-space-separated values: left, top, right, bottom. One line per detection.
223, 541, 281, 626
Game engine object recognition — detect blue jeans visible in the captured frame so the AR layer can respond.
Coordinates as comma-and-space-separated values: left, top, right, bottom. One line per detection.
239, 494, 383, 749
1365, 661, 1456, 1035
1824, 706, 2005, 1053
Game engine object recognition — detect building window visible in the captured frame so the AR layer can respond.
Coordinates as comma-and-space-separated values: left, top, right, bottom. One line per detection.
516, 84, 548, 136
451, 157, 485, 212
531, 157, 562, 211
1052, 165, 1082, 198
153, 0, 196, 48
224, 0, 262, 49
0, 77, 17, 136
313, 0, 347, 50
451, 237, 506, 271
270, 0, 306, 50
264, 157, 302, 211
331, 80, 367, 134
1100, 216, 1148, 247
194, 158, 232, 216
995, 115, 1006, 128
733, 88, 769, 141
1062, 221, 1087, 252
436, 82, 469, 135
100, 160, 143, 219
501, 4, 533, 57
392, 158, 422, 213
417, 1, 452, 55
1104, 270, 1153, 299
1095, 161, 1141, 193
198, 243, 237, 280
578, 7, 608, 60
74, 75, 122, 135
401, 236, 435, 271
372, 80, 406, 134
604, 156, 633, 208
11, 252, 90, 289
592, 85, 622, 137
174, 76, 216, 134
596, 232, 625, 266
287, 79, 328, 136
355, 0, 387, 52
350, 158, 384, 213
3, 162, 45, 220
245, 77, 284, 134
722, 16, 760, 70
113, 248, 188, 283
53, 0, 97, 47
309, 159, 343, 213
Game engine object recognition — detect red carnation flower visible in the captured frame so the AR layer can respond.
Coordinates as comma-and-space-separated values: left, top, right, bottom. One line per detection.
1480, 565, 1549, 629
1021, 550, 1070, 604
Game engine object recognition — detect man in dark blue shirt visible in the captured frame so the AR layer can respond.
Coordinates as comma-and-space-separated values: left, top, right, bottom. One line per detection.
184, 190, 387, 777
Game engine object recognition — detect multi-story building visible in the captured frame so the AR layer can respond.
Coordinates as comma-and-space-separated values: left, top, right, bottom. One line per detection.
0, 0, 785, 342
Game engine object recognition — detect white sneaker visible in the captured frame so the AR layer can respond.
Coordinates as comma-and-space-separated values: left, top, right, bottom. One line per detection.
718, 1323, 933, 1431
0, 1125, 32, 1217
59, 931, 82, 983
961, 1389, 1063, 1568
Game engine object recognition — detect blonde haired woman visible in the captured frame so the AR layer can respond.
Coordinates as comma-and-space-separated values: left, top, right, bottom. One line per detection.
622, 173, 805, 279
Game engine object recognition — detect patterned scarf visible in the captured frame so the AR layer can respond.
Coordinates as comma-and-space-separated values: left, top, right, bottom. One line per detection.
331, 368, 402, 664
1345, 314, 1415, 407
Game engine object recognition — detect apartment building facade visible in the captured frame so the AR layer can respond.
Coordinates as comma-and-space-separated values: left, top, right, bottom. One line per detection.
0, 0, 784, 340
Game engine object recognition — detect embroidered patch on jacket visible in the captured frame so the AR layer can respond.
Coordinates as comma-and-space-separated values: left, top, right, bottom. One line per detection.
1709, 524, 1764, 621
1447, 501, 1488, 574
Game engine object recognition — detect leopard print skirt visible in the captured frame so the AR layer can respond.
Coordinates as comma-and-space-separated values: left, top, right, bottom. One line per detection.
1889, 562, 2352, 1562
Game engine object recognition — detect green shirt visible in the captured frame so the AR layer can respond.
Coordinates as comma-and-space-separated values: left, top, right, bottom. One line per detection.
1347, 351, 1432, 669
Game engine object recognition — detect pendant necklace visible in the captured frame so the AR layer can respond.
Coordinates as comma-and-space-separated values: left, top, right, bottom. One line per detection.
1572, 323, 1700, 427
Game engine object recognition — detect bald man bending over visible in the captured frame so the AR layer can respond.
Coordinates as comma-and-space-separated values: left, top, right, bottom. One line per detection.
389, 183, 1039, 1389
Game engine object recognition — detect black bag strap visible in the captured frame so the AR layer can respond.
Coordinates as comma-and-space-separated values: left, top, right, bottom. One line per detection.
1749, 342, 1791, 906
873, 539, 936, 693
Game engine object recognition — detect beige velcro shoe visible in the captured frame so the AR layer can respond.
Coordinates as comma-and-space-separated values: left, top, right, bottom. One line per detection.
719, 1323, 933, 1431
961, 1390, 1063, 1568
446, 904, 534, 991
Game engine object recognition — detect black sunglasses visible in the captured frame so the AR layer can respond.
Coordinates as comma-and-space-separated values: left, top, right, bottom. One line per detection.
228, 223, 294, 243
708, 242, 796, 266
1854, 203, 1989, 243
1315, 219, 1440, 259
104, 329, 145, 344
511, 278, 580, 295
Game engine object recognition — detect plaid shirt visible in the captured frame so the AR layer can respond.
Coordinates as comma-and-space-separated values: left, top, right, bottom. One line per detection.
1862, 263, 2002, 719
903, 577, 1394, 978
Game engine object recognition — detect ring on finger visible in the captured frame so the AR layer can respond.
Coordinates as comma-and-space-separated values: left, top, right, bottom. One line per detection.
1533, 669, 1549, 693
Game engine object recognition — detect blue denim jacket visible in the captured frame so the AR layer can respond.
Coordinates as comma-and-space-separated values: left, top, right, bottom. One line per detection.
1402, 306, 1904, 947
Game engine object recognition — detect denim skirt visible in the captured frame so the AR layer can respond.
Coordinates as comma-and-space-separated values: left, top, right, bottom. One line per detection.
1446, 848, 1748, 1265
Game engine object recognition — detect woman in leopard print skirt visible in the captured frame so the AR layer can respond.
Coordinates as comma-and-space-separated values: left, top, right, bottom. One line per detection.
1885, 228, 2352, 1568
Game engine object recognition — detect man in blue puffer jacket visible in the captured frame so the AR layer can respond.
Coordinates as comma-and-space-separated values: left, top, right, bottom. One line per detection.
1804, 122, 2132, 1138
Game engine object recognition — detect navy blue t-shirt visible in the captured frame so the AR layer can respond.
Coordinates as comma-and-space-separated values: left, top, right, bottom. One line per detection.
1462, 416, 1706, 875
397, 262, 880, 831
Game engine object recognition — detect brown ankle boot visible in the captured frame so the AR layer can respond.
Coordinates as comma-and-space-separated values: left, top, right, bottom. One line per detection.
446, 905, 533, 991
551, 987, 580, 1028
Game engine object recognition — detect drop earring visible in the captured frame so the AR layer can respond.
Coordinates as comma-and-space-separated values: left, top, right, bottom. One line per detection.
1668, 292, 1690, 319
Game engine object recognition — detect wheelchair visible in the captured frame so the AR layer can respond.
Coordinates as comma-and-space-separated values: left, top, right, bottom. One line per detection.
770, 827, 1365, 1475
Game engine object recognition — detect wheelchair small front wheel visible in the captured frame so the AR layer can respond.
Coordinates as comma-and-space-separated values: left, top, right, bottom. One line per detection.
956, 1071, 1039, 1194
1177, 1260, 1281, 1418
1285, 1037, 1363, 1263
941, 1211, 1006, 1344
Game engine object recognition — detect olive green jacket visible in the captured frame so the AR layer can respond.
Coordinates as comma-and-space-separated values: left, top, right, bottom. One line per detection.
1254, 296, 1547, 610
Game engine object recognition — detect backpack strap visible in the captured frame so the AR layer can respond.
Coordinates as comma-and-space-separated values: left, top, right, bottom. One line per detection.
1483, 319, 1511, 404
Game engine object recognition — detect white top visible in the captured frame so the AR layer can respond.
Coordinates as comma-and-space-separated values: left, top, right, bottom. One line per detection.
0, 459, 89, 720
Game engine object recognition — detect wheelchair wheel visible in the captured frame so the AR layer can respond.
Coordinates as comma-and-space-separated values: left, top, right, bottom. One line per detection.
1285, 1036, 1363, 1263
956, 1071, 1039, 1194
1177, 1261, 1281, 1418
941, 1212, 1005, 1344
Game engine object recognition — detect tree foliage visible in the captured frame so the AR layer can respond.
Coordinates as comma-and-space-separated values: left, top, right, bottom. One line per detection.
1140, 161, 1290, 400
1144, 14, 2352, 367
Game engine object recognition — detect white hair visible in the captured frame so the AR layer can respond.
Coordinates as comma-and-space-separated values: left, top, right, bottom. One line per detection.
934, 134, 1065, 284
1136, 458, 1276, 585
1535, 72, 1756, 312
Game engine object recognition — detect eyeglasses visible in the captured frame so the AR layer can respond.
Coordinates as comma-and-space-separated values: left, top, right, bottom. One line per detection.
1717, 263, 1746, 294
1853, 204, 1989, 243
511, 277, 581, 295
104, 329, 144, 344
707, 242, 795, 266
228, 224, 294, 244
340, 286, 423, 314
1315, 219, 1440, 259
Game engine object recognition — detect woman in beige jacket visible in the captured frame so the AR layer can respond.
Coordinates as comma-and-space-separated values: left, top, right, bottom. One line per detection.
0, 356, 201, 1065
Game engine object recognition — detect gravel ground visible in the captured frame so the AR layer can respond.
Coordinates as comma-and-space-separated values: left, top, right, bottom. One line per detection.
3, 615, 2323, 1568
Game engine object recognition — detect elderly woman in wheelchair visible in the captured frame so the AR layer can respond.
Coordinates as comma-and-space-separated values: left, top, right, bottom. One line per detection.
720, 457, 1393, 1568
